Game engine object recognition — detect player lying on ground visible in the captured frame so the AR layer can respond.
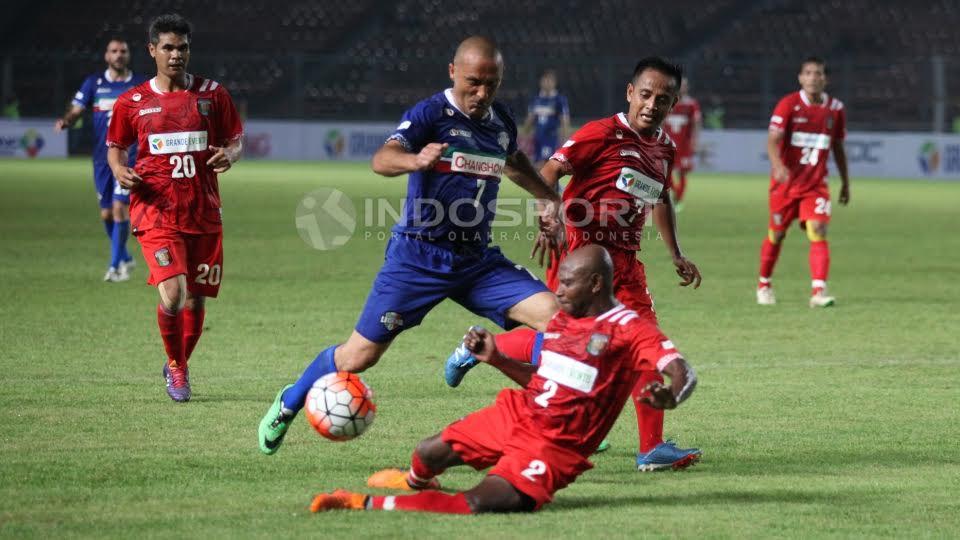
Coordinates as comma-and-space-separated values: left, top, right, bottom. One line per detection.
310, 245, 698, 514
258, 36, 563, 454
445, 57, 702, 470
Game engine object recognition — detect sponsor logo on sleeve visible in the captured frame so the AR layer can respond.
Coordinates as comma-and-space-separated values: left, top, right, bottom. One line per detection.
380, 311, 404, 331
148, 131, 208, 155
138, 107, 162, 116
396, 120, 411, 130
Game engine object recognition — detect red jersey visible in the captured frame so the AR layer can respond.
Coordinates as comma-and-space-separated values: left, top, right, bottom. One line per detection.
768, 90, 846, 197
550, 113, 674, 252
107, 75, 244, 234
663, 96, 701, 156
522, 304, 681, 456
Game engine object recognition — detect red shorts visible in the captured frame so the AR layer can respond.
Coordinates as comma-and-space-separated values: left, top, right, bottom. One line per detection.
136, 228, 224, 297
675, 153, 695, 173
768, 185, 832, 232
441, 389, 593, 509
547, 245, 657, 323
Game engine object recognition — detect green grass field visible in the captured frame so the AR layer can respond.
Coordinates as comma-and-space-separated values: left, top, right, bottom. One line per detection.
1, 158, 958, 538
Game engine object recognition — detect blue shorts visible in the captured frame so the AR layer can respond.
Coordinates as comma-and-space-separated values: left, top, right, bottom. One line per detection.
93, 160, 129, 209
355, 235, 549, 343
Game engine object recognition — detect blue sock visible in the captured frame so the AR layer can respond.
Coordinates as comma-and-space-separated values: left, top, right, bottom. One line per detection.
110, 220, 129, 269
281, 345, 339, 414
103, 219, 114, 240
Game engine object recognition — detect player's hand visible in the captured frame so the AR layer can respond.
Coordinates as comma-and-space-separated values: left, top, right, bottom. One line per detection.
463, 326, 499, 364
638, 382, 677, 410
839, 183, 850, 206
114, 167, 143, 189
53, 118, 67, 132
414, 143, 448, 171
207, 145, 235, 173
771, 162, 790, 183
673, 256, 702, 288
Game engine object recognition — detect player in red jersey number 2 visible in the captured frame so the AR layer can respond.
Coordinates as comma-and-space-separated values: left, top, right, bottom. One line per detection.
310, 246, 698, 514
758, 57, 850, 308
106, 14, 244, 402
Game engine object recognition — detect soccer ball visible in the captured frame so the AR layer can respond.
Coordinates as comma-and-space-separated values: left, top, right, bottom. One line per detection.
304, 372, 376, 441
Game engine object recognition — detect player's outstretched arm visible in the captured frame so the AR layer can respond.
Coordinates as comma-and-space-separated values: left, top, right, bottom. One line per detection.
371, 140, 447, 177
639, 357, 697, 410
464, 327, 536, 387
832, 139, 851, 205
653, 197, 701, 288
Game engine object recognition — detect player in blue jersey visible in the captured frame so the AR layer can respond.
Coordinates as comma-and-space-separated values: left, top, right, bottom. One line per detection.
258, 36, 564, 455
55, 38, 146, 282
522, 70, 570, 168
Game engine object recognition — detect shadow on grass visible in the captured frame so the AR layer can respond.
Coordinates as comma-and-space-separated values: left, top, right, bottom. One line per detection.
550, 488, 874, 511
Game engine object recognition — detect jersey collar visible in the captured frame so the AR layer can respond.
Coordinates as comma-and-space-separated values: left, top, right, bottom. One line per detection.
444, 88, 494, 122
538, 89, 558, 98
150, 74, 194, 94
615, 112, 660, 141
799, 90, 829, 107
104, 69, 134, 83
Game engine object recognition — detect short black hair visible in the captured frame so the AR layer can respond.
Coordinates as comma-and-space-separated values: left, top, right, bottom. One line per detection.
105, 37, 128, 46
800, 56, 827, 73
631, 57, 683, 89
148, 14, 192, 44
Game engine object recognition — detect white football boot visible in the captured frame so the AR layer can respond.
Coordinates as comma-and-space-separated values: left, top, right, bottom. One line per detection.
756, 286, 776, 305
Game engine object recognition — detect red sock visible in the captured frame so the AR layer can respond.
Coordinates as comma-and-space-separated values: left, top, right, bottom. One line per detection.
809, 240, 830, 291
675, 171, 688, 202
369, 491, 472, 514
407, 451, 443, 489
182, 308, 205, 363
759, 236, 783, 286
157, 304, 184, 366
494, 328, 538, 363
632, 369, 665, 453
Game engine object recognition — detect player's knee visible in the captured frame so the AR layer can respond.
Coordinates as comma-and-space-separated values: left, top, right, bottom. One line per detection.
806, 222, 827, 242
183, 295, 205, 312
414, 435, 453, 470
768, 229, 786, 244
100, 208, 112, 222
334, 340, 383, 372
158, 276, 187, 312
464, 481, 535, 514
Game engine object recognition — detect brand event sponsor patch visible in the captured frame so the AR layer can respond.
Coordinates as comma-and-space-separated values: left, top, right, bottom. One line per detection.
538, 350, 598, 393
435, 147, 506, 179
139, 107, 162, 116
615, 166, 663, 203
790, 132, 831, 149
148, 131, 208, 155
154, 248, 172, 267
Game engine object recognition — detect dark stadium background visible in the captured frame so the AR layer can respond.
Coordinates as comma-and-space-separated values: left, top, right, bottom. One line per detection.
3, 0, 959, 156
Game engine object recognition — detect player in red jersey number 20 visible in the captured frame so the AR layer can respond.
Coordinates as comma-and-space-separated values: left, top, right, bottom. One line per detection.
309, 246, 698, 514
758, 57, 850, 308
106, 14, 244, 402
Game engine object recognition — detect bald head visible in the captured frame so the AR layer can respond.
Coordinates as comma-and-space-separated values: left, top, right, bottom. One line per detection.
448, 36, 504, 120
453, 36, 502, 67
555, 245, 616, 318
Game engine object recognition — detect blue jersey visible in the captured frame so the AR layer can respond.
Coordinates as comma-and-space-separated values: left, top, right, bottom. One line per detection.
529, 91, 569, 143
387, 90, 518, 245
72, 70, 146, 164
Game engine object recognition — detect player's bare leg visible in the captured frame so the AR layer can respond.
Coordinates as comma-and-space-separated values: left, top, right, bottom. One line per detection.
157, 274, 191, 402
806, 220, 834, 307
757, 229, 786, 305
322, 435, 534, 514
259, 331, 391, 455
